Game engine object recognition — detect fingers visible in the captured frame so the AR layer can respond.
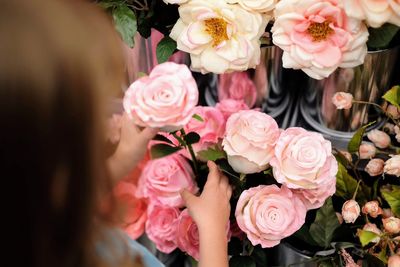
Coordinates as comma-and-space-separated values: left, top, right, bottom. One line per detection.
206, 161, 221, 184
180, 188, 197, 207
139, 127, 159, 143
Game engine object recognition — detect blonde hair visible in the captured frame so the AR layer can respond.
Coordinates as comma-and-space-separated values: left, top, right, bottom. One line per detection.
0, 0, 135, 266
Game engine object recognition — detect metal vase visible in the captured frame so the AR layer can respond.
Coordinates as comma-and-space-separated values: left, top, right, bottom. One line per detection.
268, 242, 317, 267
300, 47, 400, 148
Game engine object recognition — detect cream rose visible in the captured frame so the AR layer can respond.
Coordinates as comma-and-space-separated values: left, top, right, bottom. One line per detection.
270, 127, 338, 189
222, 110, 280, 174
227, 0, 277, 13
170, 0, 268, 74
123, 62, 198, 132
271, 0, 368, 80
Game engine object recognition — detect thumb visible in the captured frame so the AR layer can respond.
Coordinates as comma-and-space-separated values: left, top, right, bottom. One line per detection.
180, 189, 197, 207
139, 127, 159, 144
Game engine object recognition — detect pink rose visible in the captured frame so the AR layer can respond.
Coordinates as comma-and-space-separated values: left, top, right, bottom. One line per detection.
342, 200, 360, 224
359, 143, 376, 159
362, 223, 382, 243
176, 209, 200, 260
387, 105, 400, 119
107, 114, 123, 144
382, 216, 400, 234
367, 129, 391, 149
388, 255, 400, 267
136, 154, 198, 207
114, 181, 148, 239
271, 0, 368, 80
235, 185, 307, 248
218, 72, 257, 108
216, 99, 250, 121
270, 127, 338, 189
293, 177, 336, 210
184, 106, 225, 152
384, 155, 400, 177
230, 221, 246, 240
332, 92, 353, 110
123, 62, 198, 132
362, 201, 383, 218
222, 110, 280, 174
365, 159, 385, 176
146, 205, 180, 253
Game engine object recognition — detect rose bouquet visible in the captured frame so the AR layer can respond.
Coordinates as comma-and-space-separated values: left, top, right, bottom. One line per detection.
113, 62, 347, 266
98, 0, 400, 80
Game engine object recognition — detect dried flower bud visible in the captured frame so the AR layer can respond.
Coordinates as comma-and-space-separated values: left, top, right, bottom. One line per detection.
342, 200, 360, 224
382, 216, 400, 234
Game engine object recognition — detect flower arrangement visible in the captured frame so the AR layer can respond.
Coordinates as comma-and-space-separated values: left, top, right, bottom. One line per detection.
98, 0, 400, 80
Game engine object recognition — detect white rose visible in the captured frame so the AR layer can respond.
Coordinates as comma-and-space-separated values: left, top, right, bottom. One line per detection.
163, 0, 188, 4
227, 0, 277, 13
170, 0, 269, 74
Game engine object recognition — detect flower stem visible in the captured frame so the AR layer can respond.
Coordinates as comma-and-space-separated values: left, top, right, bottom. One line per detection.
180, 129, 199, 177
352, 180, 362, 200
352, 100, 400, 127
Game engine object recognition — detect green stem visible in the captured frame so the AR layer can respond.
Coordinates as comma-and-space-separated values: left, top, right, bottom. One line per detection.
180, 129, 199, 177
352, 100, 400, 127
352, 180, 362, 200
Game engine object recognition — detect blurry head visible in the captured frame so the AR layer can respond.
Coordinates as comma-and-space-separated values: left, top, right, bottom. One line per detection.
0, 0, 124, 266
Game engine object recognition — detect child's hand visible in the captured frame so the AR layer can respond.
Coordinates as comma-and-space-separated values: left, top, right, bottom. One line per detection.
181, 161, 232, 232
108, 113, 158, 181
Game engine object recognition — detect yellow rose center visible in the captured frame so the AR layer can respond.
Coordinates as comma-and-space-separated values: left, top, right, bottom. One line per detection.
204, 18, 229, 47
307, 20, 333, 42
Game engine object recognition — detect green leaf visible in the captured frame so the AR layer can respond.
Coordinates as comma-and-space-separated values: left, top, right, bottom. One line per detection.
380, 185, 400, 217
347, 121, 375, 153
362, 254, 386, 267
250, 246, 267, 267
152, 134, 173, 144
150, 143, 182, 159
382, 85, 400, 109
336, 163, 359, 200
112, 4, 137, 48
229, 256, 256, 267
309, 198, 341, 248
184, 132, 201, 145
156, 36, 177, 64
293, 225, 319, 247
318, 260, 334, 267
197, 147, 226, 161
192, 113, 204, 122
357, 230, 379, 247
367, 23, 400, 49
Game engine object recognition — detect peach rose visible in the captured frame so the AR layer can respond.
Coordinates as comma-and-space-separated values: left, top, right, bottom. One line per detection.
114, 181, 148, 239
342, 199, 360, 224
136, 154, 198, 207
332, 92, 353, 110
170, 0, 268, 73
388, 255, 400, 267
293, 177, 336, 210
365, 159, 385, 176
184, 106, 225, 152
271, 0, 368, 80
146, 204, 180, 253
270, 127, 338, 189
382, 216, 400, 234
123, 62, 198, 132
222, 110, 280, 174
362, 201, 383, 218
218, 72, 257, 108
215, 99, 250, 120
367, 129, 391, 149
176, 209, 200, 260
362, 223, 382, 243
384, 155, 400, 177
235, 185, 307, 248
359, 142, 376, 159
343, 0, 400, 28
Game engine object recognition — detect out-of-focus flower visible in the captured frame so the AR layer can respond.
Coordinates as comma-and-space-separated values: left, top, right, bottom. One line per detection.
382, 216, 400, 234
218, 72, 257, 108
388, 254, 400, 267
384, 155, 400, 177
215, 99, 250, 120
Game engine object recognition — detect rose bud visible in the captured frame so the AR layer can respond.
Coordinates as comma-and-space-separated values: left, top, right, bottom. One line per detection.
332, 92, 353, 110
383, 123, 395, 134
388, 255, 400, 267
384, 155, 400, 177
365, 159, 384, 176
367, 129, 391, 149
359, 142, 376, 159
386, 105, 400, 119
362, 223, 381, 243
361, 201, 383, 218
383, 208, 394, 218
382, 217, 400, 234
342, 200, 360, 224
340, 150, 352, 162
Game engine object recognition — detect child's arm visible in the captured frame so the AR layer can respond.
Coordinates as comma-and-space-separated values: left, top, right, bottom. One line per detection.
181, 161, 232, 267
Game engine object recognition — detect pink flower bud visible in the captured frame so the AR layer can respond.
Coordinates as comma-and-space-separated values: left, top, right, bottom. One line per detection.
332, 92, 353, 110
367, 129, 391, 149
383, 208, 394, 218
388, 254, 400, 267
362, 223, 381, 243
382, 216, 400, 234
361, 201, 383, 218
383, 123, 395, 134
340, 150, 352, 162
386, 105, 400, 119
365, 159, 384, 177
384, 155, 400, 177
359, 143, 376, 159
342, 200, 360, 224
